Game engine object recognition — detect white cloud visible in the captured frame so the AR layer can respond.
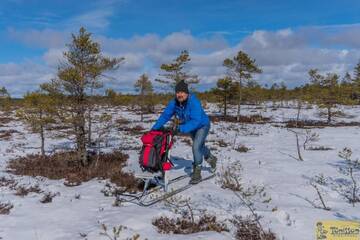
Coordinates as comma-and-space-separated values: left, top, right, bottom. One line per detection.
3, 23, 360, 96
0, 61, 55, 97
67, 9, 113, 30
8, 28, 69, 48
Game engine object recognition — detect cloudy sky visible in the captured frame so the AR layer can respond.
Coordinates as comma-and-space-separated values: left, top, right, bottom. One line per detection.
1, 0, 360, 97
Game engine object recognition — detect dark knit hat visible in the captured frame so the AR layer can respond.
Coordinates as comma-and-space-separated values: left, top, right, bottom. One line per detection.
175, 80, 189, 93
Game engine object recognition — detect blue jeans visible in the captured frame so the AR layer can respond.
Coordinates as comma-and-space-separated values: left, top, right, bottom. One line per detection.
190, 124, 211, 166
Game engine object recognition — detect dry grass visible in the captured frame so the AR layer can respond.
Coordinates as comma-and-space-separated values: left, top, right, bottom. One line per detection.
0, 129, 19, 140
0, 176, 17, 188
153, 214, 228, 234
236, 145, 250, 153
115, 117, 131, 125
7, 150, 140, 192
15, 185, 42, 197
0, 202, 13, 215
210, 114, 270, 124
307, 146, 333, 151
216, 139, 229, 148
285, 120, 360, 128
118, 124, 146, 135
0, 117, 14, 125
231, 216, 277, 240
40, 192, 56, 203
181, 137, 192, 146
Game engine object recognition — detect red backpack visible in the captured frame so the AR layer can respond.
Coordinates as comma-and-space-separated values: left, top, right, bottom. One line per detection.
139, 130, 173, 172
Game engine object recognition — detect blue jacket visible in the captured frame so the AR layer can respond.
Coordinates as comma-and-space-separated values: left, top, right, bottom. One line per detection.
152, 94, 210, 133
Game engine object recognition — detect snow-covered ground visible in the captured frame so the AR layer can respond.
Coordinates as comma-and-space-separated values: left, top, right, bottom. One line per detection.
0, 103, 359, 240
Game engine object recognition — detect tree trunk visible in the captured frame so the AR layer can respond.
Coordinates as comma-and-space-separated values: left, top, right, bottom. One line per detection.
40, 124, 45, 157
87, 108, 92, 145
289, 129, 304, 161
76, 104, 88, 166
295, 132, 304, 161
327, 106, 332, 124
224, 95, 227, 117
296, 100, 302, 127
237, 80, 242, 121
140, 89, 144, 122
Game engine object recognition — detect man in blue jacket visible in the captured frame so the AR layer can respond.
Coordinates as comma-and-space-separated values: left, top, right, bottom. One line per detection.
152, 80, 217, 184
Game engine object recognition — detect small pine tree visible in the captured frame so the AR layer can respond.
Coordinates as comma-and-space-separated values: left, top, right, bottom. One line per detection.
134, 74, 154, 122
0, 87, 11, 111
16, 92, 56, 156
351, 61, 360, 103
156, 50, 199, 90
308, 69, 340, 124
41, 27, 123, 166
223, 51, 262, 121
213, 77, 234, 117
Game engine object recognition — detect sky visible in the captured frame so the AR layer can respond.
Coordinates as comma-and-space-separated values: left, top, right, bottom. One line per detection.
1, 0, 360, 97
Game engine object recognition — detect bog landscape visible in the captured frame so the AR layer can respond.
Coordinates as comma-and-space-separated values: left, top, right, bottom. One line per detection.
1, 1, 360, 240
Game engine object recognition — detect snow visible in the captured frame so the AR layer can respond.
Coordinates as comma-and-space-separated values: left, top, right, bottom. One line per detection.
0, 103, 360, 240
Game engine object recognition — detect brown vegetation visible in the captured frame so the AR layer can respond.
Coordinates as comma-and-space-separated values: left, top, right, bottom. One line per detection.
7, 150, 140, 192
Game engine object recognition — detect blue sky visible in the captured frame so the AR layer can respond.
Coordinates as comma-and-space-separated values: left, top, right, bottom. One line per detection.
1, 0, 360, 96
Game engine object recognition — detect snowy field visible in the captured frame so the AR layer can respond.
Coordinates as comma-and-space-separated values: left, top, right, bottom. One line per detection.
0, 102, 359, 240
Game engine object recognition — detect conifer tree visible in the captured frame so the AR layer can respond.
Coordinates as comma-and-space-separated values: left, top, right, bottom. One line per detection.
134, 74, 154, 122
223, 51, 262, 120
41, 27, 123, 166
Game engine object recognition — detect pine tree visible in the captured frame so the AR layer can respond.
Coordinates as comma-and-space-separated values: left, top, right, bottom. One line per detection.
213, 77, 233, 117
0, 87, 11, 111
309, 69, 340, 123
351, 61, 360, 103
41, 27, 123, 166
16, 92, 56, 156
223, 51, 262, 121
156, 50, 199, 90
134, 74, 154, 122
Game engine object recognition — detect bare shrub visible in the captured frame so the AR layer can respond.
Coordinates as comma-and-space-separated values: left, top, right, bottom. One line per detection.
303, 130, 319, 150
0, 117, 14, 125
0, 129, 18, 140
0, 176, 17, 188
304, 174, 331, 211
118, 125, 146, 136
153, 195, 228, 234
100, 224, 145, 240
40, 192, 57, 203
287, 129, 303, 161
285, 119, 360, 128
115, 117, 131, 126
216, 139, 229, 148
153, 214, 228, 235
210, 114, 270, 124
15, 184, 42, 197
236, 145, 250, 153
0, 202, 13, 214
336, 148, 360, 206
307, 146, 333, 151
231, 216, 276, 240
217, 162, 272, 239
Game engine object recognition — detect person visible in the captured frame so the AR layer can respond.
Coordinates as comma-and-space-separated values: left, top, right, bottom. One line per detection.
152, 80, 217, 184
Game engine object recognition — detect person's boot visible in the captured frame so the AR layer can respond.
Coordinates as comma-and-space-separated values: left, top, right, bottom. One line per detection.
189, 165, 202, 185
205, 154, 217, 173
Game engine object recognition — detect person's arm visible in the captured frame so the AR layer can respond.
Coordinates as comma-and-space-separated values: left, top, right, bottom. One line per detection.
178, 98, 202, 133
152, 100, 176, 130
